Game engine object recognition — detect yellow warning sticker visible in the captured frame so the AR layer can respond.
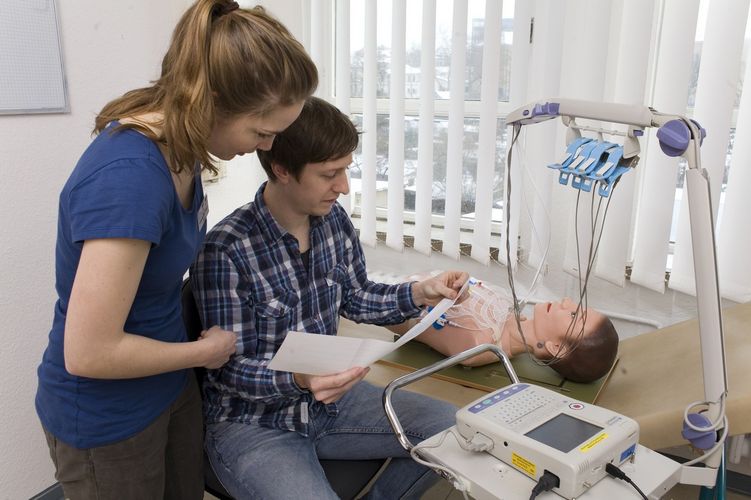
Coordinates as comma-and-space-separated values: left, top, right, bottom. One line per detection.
512, 452, 536, 477
580, 433, 608, 452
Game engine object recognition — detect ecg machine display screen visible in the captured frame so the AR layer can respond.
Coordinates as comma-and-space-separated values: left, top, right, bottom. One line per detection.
524, 413, 603, 453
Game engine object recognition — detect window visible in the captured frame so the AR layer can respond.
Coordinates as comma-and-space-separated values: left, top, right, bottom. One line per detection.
304, 0, 751, 300
339, 0, 515, 250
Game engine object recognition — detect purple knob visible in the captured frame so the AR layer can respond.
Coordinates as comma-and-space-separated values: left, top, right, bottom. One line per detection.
657, 119, 690, 157
657, 119, 707, 157
681, 413, 716, 450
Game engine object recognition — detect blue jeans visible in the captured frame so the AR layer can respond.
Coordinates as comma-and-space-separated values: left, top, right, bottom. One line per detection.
205, 381, 456, 499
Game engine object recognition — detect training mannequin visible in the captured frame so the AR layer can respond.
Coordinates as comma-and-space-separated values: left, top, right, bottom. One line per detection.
389, 276, 619, 383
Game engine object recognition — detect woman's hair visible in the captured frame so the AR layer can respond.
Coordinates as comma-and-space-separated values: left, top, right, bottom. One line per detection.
256, 96, 360, 181
94, 0, 318, 175
548, 316, 619, 383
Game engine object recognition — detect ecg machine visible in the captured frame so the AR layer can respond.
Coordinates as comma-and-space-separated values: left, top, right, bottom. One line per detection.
455, 383, 639, 498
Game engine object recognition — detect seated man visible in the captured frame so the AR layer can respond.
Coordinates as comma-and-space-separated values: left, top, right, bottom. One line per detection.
190, 97, 468, 500
389, 276, 618, 383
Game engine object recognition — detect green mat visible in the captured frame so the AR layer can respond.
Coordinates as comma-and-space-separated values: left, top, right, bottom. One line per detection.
380, 340, 616, 404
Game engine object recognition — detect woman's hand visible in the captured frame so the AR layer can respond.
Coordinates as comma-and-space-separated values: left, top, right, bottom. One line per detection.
198, 326, 237, 369
293, 366, 370, 404
411, 270, 469, 307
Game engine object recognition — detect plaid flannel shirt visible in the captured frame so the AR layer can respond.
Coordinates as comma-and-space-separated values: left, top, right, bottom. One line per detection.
190, 183, 420, 435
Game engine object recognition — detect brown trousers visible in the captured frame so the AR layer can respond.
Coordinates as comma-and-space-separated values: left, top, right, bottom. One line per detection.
42, 372, 204, 500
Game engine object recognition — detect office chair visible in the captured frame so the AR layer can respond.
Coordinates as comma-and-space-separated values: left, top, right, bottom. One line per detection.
180, 278, 386, 500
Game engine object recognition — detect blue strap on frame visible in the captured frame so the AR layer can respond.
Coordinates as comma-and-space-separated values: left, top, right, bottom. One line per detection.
595, 145, 629, 197
571, 141, 617, 192
548, 137, 592, 171
548, 137, 595, 186
550, 138, 631, 197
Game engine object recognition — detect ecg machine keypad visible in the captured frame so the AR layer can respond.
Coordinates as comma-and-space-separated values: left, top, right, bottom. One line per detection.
467, 384, 566, 430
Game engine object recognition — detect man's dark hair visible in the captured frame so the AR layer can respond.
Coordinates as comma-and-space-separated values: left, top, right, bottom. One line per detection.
549, 316, 619, 383
257, 96, 359, 181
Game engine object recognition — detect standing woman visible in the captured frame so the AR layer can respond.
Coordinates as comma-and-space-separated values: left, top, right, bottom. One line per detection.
35, 1, 318, 499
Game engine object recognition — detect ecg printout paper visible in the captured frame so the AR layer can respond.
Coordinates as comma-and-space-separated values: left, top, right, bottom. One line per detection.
267, 281, 469, 375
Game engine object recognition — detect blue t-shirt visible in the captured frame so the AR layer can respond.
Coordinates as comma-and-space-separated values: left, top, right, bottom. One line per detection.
36, 124, 207, 449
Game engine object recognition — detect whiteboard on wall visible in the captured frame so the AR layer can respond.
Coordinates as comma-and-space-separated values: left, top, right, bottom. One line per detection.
0, 0, 69, 115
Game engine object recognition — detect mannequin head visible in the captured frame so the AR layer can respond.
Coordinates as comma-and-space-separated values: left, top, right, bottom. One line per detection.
530, 298, 619, 382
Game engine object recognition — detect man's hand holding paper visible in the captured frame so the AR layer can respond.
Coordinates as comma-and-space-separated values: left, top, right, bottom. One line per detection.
268, 273, 469, 376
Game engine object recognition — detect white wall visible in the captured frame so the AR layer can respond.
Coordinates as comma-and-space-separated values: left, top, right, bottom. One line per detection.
0, 1, 308, 496
0, 2, 308, 496
247, 0, 306, 41
0, 1, 186, 497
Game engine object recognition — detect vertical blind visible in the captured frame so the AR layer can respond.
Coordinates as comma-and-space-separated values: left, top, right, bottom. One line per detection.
359, 0, 378, 247
308, 0, 751, 302
469, 0, 502, 265
556, 0, 611, 280
442, 0, 468, 259
629, 0, 700, 293
515, 0, 564, 270
414, 0, 437, 254
334, 0, 353, 213
593, 0, 654, 287
668, 0, 750, 296
385, 0, 406, 251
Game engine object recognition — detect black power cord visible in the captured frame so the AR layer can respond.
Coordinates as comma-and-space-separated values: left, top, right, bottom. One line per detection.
606, 462, 648, 499
529, 470, 560, 500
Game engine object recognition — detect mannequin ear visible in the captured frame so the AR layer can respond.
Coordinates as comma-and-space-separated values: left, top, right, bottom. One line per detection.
271, 162, 292, 184
544, 340, 568, 358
